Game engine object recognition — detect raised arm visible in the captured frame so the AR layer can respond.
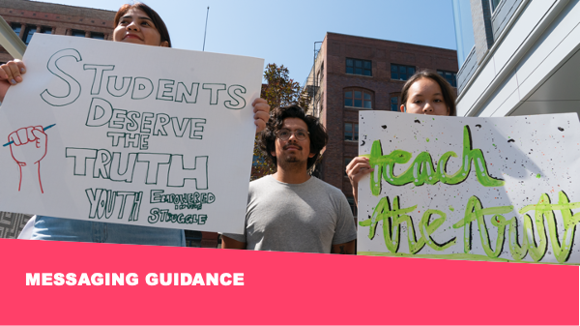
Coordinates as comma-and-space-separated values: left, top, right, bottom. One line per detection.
0, 60, 27, 102
252, 98, 270, 133
345, 156, 374, 206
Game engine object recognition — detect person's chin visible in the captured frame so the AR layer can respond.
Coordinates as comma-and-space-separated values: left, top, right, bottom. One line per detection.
121, 37, 143, 44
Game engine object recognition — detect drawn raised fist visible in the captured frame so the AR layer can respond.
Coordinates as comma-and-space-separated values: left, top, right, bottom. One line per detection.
8, 125, 48, 193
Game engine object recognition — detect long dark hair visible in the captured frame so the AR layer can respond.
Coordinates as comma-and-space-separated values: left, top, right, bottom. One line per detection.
400, 70, 457, 116
114, 2, 172, 47
260, 105, 328, 172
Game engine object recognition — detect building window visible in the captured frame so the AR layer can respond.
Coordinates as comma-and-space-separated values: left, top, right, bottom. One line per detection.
344, 88, 373, 109
491, 0, 502, 11
11, 23, 22, 36
344, 123, 359, 141
390, 96, 400, 112
391, 64, 415, 81
437, 70, 457, 87
23, 25, 36, 45
344, 157, 353, 176
72, 30, 86, 37
347, 197, 357, 216
346, 58, 372, 76
451, 0, 475, 66
91, 32, 105, 40
40, 26, 52, 34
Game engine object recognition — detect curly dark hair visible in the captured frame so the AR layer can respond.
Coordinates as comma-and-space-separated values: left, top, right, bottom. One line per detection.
260, 105, 328, 171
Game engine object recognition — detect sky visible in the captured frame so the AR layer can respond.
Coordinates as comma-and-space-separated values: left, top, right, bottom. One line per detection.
34, 0, 458, 84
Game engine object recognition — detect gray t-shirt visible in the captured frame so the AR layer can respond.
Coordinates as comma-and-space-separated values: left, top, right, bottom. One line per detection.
224, 175, 357, 253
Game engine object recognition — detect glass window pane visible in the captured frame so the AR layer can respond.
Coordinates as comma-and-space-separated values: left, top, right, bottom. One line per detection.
92, 32, 105, 39
354, 124, 359, 141
391, 64, 397, 72
345, 98, 353, 106
354, 91, 362, 99
346, 59, 353, 66
345, 158, 352, 174
400, 66, 406, 74
355, 68, 362, 75
364, 100, 372, 109
354, 99, 362, 107
24, 30, 35, 44
391, 97, 398, 111
363, 69, 371, 76
72, 30, 85, 37
344, 123, 352, 140
355, 60, 362, 68
24, 26, 36, 45
345, 91, 352, 98
408, 67, 415, 75
363, 61, 371, 69
346, 67, 353, 74
364, 93, 371, 100
345, 123, 352, 132
11, 24, 21, 36
391, 72, 398, 79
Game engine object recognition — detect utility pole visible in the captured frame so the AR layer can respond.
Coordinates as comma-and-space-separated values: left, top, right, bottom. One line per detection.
202, 6, 209, 51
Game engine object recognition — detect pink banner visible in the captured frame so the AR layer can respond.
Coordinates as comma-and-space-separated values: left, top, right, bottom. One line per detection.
0, 238, 577, 325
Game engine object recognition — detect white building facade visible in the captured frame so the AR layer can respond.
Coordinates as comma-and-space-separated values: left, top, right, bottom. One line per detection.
453, 0, 580, 117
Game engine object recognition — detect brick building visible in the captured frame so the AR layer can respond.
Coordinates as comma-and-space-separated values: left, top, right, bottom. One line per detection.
0, 0, 212, 247
303, 32, 458, 213
0, 0, 115, 64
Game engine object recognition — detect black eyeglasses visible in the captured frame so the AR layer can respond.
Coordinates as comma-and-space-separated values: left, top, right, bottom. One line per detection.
276, 128, 309, 141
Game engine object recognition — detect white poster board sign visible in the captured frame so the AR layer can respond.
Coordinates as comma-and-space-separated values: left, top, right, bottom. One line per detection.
357, 111, 580, 264
0, 34, 264, 233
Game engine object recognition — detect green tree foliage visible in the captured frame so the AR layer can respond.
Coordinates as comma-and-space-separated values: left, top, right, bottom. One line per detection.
251, 63, 309, 180
261, 63, 309, 108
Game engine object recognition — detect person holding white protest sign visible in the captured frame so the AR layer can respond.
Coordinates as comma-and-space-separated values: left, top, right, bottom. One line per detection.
221, 105, 357, 253
346, 70, 457, 205
0, 3, 270, 246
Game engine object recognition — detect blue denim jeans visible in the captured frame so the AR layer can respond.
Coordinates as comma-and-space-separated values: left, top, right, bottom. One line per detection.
31, 216, 185, 247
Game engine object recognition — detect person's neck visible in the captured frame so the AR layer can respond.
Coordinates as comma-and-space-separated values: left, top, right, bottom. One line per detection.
273, 164, 310, 184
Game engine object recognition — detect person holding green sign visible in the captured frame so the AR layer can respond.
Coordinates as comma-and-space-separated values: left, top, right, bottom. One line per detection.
346, 70, 457, 205
0, 2, 270, 246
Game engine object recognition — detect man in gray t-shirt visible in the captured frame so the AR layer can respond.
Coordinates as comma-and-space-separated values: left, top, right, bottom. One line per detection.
222, 105, 357, 254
